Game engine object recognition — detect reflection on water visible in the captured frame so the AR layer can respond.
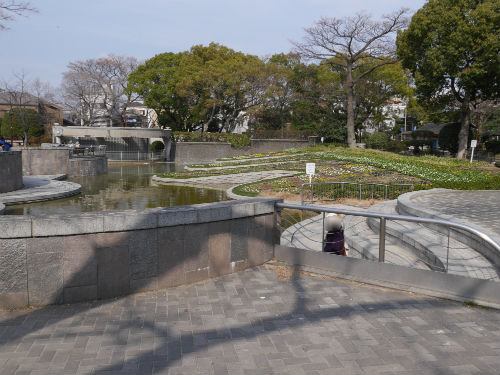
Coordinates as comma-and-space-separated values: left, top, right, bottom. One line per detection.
6, 163, 227, 216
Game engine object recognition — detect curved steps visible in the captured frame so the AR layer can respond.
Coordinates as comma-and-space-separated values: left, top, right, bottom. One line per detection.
344, 200, 500, 281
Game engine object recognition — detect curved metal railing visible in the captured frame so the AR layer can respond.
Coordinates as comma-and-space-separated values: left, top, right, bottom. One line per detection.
276, 202, 500, 278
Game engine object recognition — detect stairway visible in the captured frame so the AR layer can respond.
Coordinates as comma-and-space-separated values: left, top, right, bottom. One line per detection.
344, 200, 500, 281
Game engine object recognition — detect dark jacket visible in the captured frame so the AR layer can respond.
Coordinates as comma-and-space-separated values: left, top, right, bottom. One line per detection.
323, 230, 345, 255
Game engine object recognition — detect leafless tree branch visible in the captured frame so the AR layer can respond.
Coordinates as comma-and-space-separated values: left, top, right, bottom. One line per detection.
0, 1, 37, 30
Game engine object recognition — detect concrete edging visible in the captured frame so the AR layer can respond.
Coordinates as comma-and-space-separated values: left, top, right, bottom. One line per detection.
0, 198, 282, 309
397, 189, 500, 266
275, 245, 500, 309
0, 178, 82, 206
0, 198, 280, 239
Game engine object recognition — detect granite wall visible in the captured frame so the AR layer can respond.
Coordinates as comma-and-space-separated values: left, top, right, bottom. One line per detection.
0, 199, 280, 309
69, 156, 107, 176
17, 148, 107, 177
172, 139, 311, 163
0, 151, 23, 193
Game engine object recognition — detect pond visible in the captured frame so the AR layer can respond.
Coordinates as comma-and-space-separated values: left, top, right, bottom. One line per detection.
6, 163, 227, 215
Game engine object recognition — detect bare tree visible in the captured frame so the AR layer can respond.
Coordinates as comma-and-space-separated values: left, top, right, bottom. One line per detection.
293, 9, 410, 147
61, 55, 139, 127
61, 70, 103, 126
0, 1, 36, 30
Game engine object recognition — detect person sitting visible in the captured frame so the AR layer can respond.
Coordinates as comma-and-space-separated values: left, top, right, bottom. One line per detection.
323, 214, 346, 256
0, 137, 12, 151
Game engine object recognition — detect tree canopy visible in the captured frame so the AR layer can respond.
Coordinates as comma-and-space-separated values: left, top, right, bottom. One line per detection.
127, 43, 266, 132
397, 0, 500, 158
0, 107, 43, 141
293, 9, 410, 147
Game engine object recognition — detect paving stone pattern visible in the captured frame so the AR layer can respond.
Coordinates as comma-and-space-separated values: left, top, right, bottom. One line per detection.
411, 191, 500, 235
0, 267, 498, 375
0, 176, 81, 205
154, 170, 298, 185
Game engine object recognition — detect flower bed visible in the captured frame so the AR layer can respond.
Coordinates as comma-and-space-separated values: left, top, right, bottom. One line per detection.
173, 132, 250, 148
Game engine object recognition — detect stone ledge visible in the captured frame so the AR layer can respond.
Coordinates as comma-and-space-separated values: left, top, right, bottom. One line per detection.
275, 245, 500, 309
0, 198, 282, 238
397, 189, 500, 266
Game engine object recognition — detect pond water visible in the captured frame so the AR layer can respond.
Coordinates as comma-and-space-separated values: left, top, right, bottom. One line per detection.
6, 163, 227, 215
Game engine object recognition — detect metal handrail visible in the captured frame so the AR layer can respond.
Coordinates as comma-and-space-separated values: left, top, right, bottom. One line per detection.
276, 202, 500, 264
301, 182, 414, 204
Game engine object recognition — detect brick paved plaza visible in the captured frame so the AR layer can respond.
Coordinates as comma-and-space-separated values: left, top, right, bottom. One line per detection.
0, 266, 498, 375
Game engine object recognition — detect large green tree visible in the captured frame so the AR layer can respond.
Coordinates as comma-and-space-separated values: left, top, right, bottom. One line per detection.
397, 0, 500, 158
127, 43, 266, 132
127, 52, 191, 130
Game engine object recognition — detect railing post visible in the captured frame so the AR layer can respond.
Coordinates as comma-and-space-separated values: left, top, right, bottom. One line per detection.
446, 227, 450, 272
359, 184, 362, 200
385, 185, 388, 200
379, 217, 386, 262
321, 212, 325, 252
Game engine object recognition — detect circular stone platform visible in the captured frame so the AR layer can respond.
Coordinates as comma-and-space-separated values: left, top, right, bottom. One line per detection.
398, 189, 500, 246
0, 175, 81, 207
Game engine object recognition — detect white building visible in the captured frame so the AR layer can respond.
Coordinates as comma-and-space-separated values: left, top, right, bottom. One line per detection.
123, 102, 158, 128
363, 97, 407, 135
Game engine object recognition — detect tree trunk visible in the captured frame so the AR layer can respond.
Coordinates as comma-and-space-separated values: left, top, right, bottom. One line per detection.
456, 96, 470, 159
345, 65, 356, 148
23, 130, 28, 146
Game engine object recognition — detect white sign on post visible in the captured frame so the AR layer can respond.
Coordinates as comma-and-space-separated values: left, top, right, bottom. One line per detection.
470, 140, 477, 163
306, 163, 315, 183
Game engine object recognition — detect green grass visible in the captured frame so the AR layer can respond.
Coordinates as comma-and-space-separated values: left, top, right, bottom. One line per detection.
162, 145, 500, 191
463, 301, 492, 309
232, 182, 261, 197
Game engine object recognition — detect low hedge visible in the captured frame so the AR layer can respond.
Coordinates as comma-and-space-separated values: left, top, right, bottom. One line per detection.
172, 132, 250, 148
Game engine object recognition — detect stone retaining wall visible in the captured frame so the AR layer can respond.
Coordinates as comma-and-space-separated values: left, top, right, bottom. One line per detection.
275, 245, 500, 309
172, 139, 310, 163
69, 156, 107, 176
0, 151, 23, 193
16, 148, 107, 177
0, 199, 281, 309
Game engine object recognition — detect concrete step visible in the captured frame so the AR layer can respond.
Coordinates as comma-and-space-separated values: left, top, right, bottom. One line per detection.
351, 200, 500, 281
344, 212, 431, 270
397, 189, 500, 270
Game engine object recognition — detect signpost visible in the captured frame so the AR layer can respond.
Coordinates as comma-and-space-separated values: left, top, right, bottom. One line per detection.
470, 140, 477, 163
306, 163, 315, 184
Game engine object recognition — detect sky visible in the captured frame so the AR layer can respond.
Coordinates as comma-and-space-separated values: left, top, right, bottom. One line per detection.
1, 0, 427, 87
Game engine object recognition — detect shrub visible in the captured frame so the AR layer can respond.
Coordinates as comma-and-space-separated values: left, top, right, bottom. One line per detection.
367, 132, 389, 150
151, 141, 165, 152
485, 140, 500, 154
172, 132, 250, 148
386, 140, 408, 153
409, 130, 434, 154
438, 123, 473, 154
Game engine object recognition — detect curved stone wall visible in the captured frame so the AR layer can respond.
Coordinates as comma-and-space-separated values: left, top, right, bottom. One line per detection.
0, 198, 281, 309
0, 151, 23, 193
17, 147, 108, 177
